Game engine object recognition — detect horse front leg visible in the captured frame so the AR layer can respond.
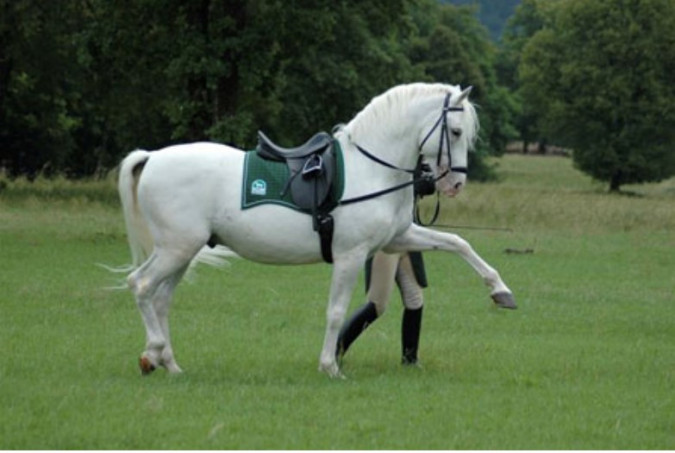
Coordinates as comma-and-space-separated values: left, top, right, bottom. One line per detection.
318, 251, 367, 378
385, 225, 516, 309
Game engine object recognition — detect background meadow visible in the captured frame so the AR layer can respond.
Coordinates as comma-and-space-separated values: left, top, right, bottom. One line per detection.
0, 155, 673, 449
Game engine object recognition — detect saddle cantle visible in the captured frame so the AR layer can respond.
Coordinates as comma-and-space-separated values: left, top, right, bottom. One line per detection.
257, 131, 332, 162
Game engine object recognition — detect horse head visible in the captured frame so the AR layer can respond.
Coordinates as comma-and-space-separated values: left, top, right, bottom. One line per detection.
417, 85, 478, 198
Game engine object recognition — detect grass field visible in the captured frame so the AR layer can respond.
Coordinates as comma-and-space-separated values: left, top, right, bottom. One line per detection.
0, 155, 673, 449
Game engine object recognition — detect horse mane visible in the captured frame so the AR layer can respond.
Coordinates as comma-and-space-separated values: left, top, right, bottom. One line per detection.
340, 83, 479, 151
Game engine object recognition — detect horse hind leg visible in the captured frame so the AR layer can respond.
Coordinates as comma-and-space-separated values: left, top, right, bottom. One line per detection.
127, 248, 194, 375
152, 268, 189, 374
127, 256, 164, 374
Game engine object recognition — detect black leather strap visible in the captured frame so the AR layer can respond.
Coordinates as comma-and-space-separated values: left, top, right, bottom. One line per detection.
314, 213, 334, 263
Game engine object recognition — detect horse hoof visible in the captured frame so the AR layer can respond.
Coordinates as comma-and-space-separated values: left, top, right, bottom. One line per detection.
319, 362, 346, 379
492, 292, 517, 309
165, 363, 183, 374
139, 356, 157, 375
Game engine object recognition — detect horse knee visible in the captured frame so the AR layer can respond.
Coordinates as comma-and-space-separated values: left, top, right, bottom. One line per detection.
326, 305, 347, 329
453, 236, 473, 255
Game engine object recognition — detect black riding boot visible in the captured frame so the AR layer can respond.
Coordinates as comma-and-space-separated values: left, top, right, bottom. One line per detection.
401, 306, 423, 365
336, 301, 378, 359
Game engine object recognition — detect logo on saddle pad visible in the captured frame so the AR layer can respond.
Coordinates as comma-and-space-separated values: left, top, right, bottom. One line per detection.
250, 179, 267, 196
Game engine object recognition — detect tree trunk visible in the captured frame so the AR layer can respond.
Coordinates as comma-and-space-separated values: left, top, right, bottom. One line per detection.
0, 3, 14, 118
609, 171, 622, 192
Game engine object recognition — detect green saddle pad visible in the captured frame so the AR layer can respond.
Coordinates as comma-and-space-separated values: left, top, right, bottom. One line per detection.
241, 142, 344, 211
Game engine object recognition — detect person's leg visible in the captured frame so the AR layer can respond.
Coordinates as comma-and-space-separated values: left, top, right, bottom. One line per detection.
396, 253, 425, 365
337, 252, 399, 358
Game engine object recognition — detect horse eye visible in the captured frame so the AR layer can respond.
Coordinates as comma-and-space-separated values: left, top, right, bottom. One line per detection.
451, 128, 462, 138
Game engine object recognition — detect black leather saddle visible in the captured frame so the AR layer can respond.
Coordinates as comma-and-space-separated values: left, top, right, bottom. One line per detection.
255, 130, 338, 263
255, 130, 337, 211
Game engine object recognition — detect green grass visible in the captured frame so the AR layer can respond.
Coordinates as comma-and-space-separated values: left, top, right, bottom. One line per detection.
1, 155, 673, 449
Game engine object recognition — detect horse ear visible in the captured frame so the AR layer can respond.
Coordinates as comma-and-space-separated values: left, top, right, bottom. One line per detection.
453, 86, 473, 106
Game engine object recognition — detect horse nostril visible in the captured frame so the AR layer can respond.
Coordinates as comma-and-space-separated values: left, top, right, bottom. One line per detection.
454, 182, 463, 189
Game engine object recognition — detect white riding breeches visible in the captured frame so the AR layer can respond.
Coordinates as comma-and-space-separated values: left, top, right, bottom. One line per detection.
367, 252, 424, 315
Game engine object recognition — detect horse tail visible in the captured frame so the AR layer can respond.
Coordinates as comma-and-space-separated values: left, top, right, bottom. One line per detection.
117, 150, 239, 273
118, 150, 154, 268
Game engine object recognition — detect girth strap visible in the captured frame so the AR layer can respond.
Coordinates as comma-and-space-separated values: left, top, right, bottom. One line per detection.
314, 213, 334, 263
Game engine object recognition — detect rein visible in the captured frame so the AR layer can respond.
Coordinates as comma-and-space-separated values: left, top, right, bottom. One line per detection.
355, 145, 416, 174
339, 148, 442, 206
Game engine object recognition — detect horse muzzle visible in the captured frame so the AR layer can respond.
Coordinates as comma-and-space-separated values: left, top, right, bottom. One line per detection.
436, 166, 466, 197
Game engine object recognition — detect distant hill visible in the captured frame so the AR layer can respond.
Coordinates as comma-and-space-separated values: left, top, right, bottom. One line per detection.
443, 0, 521, 41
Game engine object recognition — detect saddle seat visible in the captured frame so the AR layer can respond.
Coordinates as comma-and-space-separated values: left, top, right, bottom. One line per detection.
257, 130, 332, 162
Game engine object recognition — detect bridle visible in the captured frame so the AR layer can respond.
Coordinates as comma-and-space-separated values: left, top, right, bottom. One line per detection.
418, 91, 467, 175
339, 91, 466, 212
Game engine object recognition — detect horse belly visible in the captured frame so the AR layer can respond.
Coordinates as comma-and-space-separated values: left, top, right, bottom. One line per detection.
213, 206, 324, 264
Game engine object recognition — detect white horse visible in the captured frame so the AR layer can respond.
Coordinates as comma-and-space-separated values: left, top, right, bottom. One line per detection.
118, 82, 515, 378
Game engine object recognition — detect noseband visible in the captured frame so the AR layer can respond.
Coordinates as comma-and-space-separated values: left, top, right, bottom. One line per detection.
418, 92, 467, 175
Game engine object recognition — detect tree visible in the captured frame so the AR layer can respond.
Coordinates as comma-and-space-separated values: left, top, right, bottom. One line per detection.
0, 0, 519, 179
444, 0, 523, 41
497, 0, 548, 154
0, 1, 84, 177
160, 0, 285, 147
72, 0, 178, 175
270, 0, 417, 146
519, 0, 675, 191
409, 0, 518, 179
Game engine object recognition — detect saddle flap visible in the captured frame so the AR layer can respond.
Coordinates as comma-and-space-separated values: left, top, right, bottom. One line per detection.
290, 148, 335, 210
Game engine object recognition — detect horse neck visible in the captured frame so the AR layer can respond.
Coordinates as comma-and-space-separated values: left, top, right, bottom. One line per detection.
343, 97, 434, 170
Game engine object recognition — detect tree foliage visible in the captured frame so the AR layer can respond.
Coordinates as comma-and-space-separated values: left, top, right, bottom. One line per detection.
497, 0, 548, 153
5, 0, 673, 193
0, 1, 85, 177
444, 0, 522, 41
518, 0, 675, 191
0, 0, 511, 180
409, 0, 518, 178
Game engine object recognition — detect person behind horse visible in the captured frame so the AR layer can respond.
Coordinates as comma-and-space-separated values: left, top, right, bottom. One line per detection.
337, 250, 427, 365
